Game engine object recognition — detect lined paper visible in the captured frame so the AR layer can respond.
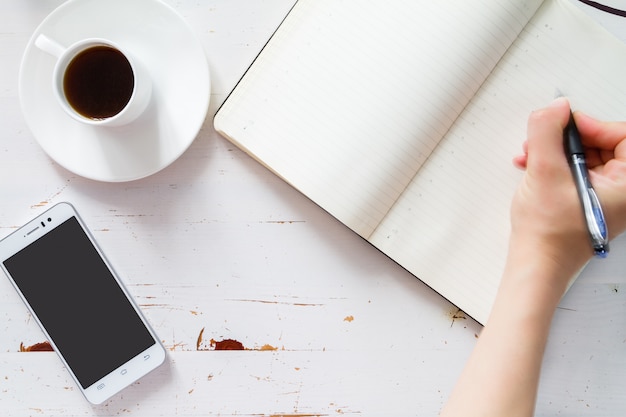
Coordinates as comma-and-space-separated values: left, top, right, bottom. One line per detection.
215, 0, 542, 238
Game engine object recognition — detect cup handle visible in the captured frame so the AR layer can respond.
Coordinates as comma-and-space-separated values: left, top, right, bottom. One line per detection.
35, 34, 66, 58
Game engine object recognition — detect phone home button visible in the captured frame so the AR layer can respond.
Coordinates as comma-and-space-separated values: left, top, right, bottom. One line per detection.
97, 383, 105, 390
120, 369, 128, 376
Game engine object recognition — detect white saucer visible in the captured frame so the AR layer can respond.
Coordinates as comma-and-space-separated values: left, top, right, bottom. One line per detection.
19, 0, 210, 182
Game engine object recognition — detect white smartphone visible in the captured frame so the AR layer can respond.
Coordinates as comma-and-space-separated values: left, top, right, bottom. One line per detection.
0, 202, 166, 404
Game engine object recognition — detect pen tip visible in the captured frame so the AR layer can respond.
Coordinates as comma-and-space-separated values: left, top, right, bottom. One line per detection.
554, 88, 564, 99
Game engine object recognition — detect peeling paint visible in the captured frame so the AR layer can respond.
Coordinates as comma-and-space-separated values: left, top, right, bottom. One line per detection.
19, 341, 53, 352
211, 338, 244, 350
227, 298, 323, 307
447, 307, 466, 327
196, 327, 205, 350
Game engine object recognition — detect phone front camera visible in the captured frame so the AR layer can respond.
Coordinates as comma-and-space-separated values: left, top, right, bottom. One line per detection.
47, 218, 52, 222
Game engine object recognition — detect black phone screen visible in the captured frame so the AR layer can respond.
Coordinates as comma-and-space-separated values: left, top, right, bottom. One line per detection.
3, 216, 156, 388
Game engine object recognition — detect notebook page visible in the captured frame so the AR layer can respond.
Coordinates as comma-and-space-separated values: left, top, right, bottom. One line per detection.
371, 0, 626, 324
215, 0, 542, 238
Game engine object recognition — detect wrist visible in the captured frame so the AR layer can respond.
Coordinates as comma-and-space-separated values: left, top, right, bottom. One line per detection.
499, 232, 591, 312
508, 225, 592, 276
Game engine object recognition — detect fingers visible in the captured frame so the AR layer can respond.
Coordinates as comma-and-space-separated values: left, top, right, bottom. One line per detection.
572, 111, 626, 238
514, 100, 626, 177
574, 112, 626, 153
575, 112, 626, 168
512, 141, 528, 170
512, 154, 527, 170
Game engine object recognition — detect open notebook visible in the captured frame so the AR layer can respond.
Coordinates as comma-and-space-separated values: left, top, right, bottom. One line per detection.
214, 0, 626, 324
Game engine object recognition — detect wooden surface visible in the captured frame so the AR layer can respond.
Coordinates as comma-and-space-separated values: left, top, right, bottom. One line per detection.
1, 1, 625, 415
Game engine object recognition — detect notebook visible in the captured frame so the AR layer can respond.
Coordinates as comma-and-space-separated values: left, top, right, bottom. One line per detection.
214, 0, 626, 324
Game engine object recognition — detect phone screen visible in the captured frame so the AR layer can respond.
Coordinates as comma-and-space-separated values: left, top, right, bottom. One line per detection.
3, 216, 156, 389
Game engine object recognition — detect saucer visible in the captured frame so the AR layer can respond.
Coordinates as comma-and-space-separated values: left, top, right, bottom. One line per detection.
19, 0, 210, 182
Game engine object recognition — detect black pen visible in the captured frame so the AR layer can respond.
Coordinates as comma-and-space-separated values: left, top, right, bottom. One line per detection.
563, 108, 609, 257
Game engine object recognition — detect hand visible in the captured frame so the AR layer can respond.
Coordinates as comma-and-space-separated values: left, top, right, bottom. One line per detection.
511, 98, 626, 279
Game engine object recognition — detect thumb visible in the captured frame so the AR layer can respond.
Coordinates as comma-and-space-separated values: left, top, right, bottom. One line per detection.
525, 97, 571, 177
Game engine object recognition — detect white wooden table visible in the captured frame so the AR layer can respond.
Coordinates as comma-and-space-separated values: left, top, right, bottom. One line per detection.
1, 1, 625, 415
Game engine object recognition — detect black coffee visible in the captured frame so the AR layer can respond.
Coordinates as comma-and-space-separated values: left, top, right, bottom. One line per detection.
63, 46, 134, 120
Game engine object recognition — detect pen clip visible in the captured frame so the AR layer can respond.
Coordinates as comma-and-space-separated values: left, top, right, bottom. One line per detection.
569, 154, 609, 257
582, 186, 609, 257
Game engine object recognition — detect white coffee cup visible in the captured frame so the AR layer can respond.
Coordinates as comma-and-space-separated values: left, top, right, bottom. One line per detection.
35, 34, 152, 127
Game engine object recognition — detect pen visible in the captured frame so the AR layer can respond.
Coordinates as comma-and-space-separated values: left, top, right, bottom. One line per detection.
563, 109, 609, 258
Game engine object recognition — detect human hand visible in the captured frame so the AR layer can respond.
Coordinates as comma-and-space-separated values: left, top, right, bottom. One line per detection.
511, 97, 626, 280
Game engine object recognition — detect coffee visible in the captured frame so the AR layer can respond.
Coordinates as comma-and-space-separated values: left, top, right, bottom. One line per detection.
63, 46, 134, 120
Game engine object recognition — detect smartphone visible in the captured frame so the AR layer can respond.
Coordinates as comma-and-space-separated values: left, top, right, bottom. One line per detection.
0, 202, 165, 404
